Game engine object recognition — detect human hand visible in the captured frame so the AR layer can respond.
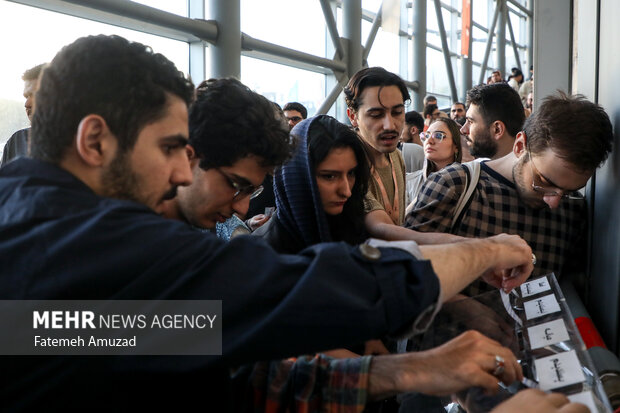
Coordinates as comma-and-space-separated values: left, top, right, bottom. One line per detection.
480, 234, 534, 292
384, 331, 522, 397
491, 389, 590, 413
245, 214, 271, 231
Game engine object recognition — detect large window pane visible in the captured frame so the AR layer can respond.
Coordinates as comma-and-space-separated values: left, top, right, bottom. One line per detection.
427, 48, 451, 99
471, 25, 489, 65
472, 0, 489, 26
0, 2, 189, 152
240, 0, 326, 57
363, 0, 383, 12
366, 28, 400, 75
241, 57, 325, 118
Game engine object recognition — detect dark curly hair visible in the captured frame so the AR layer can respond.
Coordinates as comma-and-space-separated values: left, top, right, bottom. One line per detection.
344, 67, 410, 112
190, 78, 294, 170
31, 35, 195, 163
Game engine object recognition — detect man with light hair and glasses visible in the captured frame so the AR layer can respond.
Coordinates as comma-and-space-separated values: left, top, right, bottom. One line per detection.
405, 92, 613, 296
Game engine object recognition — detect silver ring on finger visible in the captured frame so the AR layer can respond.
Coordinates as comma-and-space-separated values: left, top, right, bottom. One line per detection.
493, 355, 505, 376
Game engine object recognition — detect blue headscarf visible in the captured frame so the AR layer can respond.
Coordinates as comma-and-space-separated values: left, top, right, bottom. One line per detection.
273, 116, 333, 247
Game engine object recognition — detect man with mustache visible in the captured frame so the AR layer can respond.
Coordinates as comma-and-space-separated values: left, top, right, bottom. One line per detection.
346, 67, 458, 243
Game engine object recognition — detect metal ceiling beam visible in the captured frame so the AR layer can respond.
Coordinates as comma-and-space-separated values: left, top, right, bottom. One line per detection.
506, 8, 522, 73
242, 34, 347, 73
478, 3, 501, 85
507, 0, 532, 16
362, 4, 382, 61
8, 0, 218, 43
316, 78, 348, 114
433, 0, 458, 102
319, 0, 345, 59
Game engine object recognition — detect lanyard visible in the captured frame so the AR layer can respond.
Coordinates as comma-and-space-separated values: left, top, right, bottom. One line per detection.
371, 154, 400, 225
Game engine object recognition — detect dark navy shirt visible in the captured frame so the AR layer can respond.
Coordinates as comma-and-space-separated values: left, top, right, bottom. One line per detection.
0, 158, 440, 410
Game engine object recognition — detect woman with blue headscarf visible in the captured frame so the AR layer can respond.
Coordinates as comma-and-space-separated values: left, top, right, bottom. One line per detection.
254, 115, 370, 253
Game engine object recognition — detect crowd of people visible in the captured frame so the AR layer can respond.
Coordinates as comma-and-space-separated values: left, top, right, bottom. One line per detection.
0, 34, 614, 413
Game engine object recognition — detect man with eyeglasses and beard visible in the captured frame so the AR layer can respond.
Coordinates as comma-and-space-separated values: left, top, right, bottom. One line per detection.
405, 92, 613, 296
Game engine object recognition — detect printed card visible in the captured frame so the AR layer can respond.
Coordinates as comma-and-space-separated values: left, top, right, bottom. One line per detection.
528, 319, 570, 349
524, 294, 561, 320
521, 276, 551, 297
534, 350, 585, 390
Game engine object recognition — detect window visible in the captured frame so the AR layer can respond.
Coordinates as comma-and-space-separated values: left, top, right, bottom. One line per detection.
0, 2, 189, 152
241, 57, 326, 118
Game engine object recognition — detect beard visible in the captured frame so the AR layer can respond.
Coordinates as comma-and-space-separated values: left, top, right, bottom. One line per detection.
512, 157, 547, 209
100, 150, 175, 211
101, 150, 145, 206
469, 128, 498, 159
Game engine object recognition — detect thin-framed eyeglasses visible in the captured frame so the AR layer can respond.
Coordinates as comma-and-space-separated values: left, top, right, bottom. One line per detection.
527, 146, 582, 200
215, 168, 264, 200
419, 131, 447, 143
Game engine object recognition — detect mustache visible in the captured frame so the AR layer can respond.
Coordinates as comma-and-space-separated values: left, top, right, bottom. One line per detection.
378, 130, 399, 139
162, 186, 178, 201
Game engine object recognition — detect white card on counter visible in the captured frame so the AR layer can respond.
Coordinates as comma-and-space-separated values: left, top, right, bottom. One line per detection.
524, 294, 561, 320
534, 350, 585, 390
528, 319, 570, 349
520, 277, 551, 297
567, 391, 598, 413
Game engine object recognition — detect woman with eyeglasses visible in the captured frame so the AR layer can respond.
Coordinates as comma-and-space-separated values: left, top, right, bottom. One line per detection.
406, 117, 462, 211
253, 115, 370, 254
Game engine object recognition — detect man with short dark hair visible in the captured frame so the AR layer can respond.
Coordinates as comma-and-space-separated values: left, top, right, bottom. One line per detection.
450, 102, 466, 122
399, 110, 425, 172
400, 110, 424, 146
489, 70, 503, 84
461, 83, 525, 159
1, 63, 46, 166
283, 101, 307, 130
162, 78, 292, 229
423, 95, 438, 107
406, 92, 614, 296
0, 35, 534, 410
423, 103, 441, 129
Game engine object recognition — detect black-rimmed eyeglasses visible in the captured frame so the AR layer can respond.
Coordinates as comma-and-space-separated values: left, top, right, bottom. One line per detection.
215, 168, 264, 200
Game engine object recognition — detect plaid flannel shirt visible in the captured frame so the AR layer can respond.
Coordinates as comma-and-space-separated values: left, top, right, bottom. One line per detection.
404, 162, 587, 296
243, 354, 372, 413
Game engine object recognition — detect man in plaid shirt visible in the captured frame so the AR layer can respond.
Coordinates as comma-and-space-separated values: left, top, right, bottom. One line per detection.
405, 92, 613, 296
